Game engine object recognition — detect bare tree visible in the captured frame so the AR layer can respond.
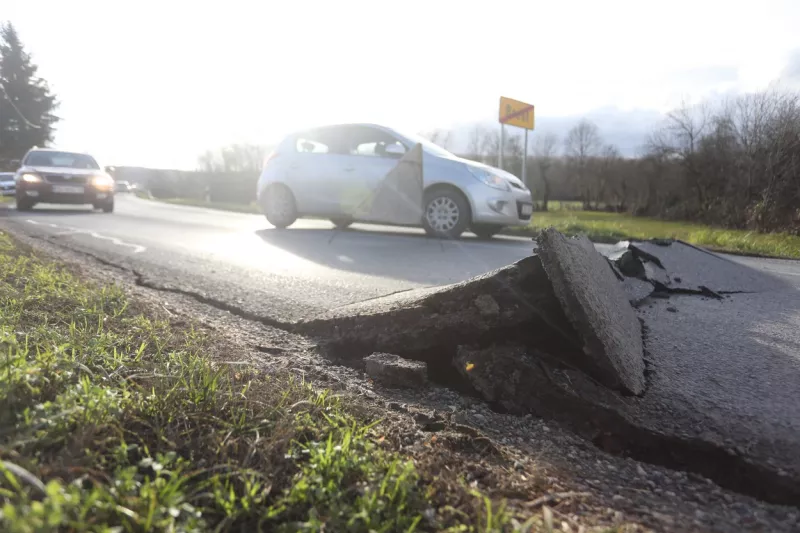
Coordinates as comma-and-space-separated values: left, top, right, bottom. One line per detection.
480, 128, 501, 167
564, 119, 602, 208
467, 125, 485, 160
198, 143, 270, 173
533, 132, 559, 210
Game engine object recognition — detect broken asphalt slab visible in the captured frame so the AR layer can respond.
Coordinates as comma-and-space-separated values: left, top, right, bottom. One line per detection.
536, 229, 646, 395
611, 239, 786, 293
295, 229, 800, 506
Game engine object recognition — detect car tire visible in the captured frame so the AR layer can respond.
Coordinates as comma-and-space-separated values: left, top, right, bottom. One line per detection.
330, 217, 353, 230
16, 198, 34, 211
422, 188, 471, 239
262, 184, 298, 229
96, 199, 114, 213
471, 224, 504, 240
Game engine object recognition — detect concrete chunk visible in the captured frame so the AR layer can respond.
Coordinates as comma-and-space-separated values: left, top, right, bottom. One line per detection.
537, 229, 646, 395
364, 352, 428, 388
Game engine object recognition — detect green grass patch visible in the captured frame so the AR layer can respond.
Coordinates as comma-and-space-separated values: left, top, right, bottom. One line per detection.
514, 210, 800, 259
0, 231, 540, 532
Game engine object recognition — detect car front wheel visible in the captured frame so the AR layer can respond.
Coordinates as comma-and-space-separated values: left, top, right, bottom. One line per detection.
422, 189, 470, 239
95, 199, 114, 213
16, 198, 34, 211
262, 184, 298, 229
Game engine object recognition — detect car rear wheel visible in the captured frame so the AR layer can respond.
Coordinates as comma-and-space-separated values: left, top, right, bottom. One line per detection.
262, 184, 298, 229
422, 188, 470, 239
330, 217, 353, 229
471, 224, 504, 240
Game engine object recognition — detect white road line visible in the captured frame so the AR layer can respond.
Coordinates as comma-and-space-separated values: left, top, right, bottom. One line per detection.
25, 219, 146, 253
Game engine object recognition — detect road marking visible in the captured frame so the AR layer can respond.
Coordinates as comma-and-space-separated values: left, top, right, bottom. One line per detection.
25, 219, 146, 253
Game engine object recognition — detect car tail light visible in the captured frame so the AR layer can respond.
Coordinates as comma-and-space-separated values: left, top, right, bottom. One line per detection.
263, 151, 279, 168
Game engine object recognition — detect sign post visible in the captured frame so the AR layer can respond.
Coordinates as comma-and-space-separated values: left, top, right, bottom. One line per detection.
498, 96, 535, 185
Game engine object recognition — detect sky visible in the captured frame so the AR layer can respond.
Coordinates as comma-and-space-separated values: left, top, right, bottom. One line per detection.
4, 0, 800, 168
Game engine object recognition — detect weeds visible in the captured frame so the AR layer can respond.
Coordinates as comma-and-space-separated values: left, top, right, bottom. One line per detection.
0, 232, 546, 531
513, 210, 800, 259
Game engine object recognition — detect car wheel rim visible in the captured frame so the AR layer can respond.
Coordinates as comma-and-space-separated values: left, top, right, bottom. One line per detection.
426, 196, 460, 232
267, 189, 292, 219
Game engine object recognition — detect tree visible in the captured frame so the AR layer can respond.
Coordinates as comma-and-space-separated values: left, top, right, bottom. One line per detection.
0, 23, 59, 165
564, 119, 602, 208
198, 143, 270, 173
533, 132, 559, 210
467, 125, 485, 160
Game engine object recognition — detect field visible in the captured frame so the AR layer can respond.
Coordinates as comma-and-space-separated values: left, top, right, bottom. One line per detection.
522, 204, 800, 259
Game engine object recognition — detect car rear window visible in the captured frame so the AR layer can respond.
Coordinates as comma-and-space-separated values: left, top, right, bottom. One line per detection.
295, 138, 329, 154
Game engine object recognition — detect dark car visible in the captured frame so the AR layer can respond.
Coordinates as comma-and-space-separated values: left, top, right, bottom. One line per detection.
114, 180, 132, 193
15, 148, 114, 212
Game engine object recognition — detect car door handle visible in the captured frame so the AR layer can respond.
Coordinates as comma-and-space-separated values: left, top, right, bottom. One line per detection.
343, 167, 356, 172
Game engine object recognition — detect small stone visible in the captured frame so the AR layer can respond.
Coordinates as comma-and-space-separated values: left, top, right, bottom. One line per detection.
473, 413, 487, 423
722, 493, 734, 503
513, 461, 524, 471
612, 494, 624, 502
474, 294, 500, 317
666, 306, 678, 312
636, 464, 647, 477
386, 401, 408, 413
365, 352, 428, 388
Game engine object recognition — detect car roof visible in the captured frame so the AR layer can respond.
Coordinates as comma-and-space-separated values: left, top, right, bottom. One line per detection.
25, 147, 95, 156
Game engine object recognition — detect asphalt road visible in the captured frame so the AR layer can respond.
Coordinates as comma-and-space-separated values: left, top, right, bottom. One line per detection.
2, 195, 799, 323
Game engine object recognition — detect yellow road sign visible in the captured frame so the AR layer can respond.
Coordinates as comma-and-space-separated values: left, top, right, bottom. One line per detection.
499, 96, 535, 130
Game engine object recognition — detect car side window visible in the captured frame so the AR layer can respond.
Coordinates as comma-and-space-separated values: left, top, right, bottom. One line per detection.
295, 138, 329, 154
353, 140, 406, 158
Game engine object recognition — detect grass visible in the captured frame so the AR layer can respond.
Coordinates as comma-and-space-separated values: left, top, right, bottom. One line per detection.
0, 230, 577, 532
519, 209, 800, 259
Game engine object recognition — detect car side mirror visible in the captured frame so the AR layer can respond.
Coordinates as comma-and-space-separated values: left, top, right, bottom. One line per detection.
384, 144, 406, 157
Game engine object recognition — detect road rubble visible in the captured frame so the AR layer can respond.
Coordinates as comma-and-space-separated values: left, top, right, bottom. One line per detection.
297, 229, 800, 507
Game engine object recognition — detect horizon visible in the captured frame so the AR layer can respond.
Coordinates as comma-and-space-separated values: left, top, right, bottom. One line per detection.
4, 0, 800, 169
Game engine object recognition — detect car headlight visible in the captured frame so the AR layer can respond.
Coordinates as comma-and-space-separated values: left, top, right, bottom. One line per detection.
20, 173, 42, 183
90, 175, 114, 188
466, 166, 510, 191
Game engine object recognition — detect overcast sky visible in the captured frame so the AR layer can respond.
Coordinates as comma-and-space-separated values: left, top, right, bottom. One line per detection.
4, 0, 800, 168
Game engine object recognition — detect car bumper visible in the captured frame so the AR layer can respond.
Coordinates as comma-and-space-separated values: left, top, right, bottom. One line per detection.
466, 183, 533, 226
16, 182, 114, 204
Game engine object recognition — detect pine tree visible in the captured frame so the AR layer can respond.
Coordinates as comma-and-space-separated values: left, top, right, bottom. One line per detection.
0, 22, 59, 164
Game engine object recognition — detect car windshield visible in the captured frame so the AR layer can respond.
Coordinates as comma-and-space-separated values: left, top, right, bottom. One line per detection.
24, 150, 100, 170
395, 131, 455, 158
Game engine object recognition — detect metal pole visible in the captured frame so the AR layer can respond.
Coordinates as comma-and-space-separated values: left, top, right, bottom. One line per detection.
522, 128, 528, 188
499, 124, 505, 170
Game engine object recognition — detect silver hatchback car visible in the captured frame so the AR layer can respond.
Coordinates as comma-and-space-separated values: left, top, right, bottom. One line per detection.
256, 123, 534, 238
